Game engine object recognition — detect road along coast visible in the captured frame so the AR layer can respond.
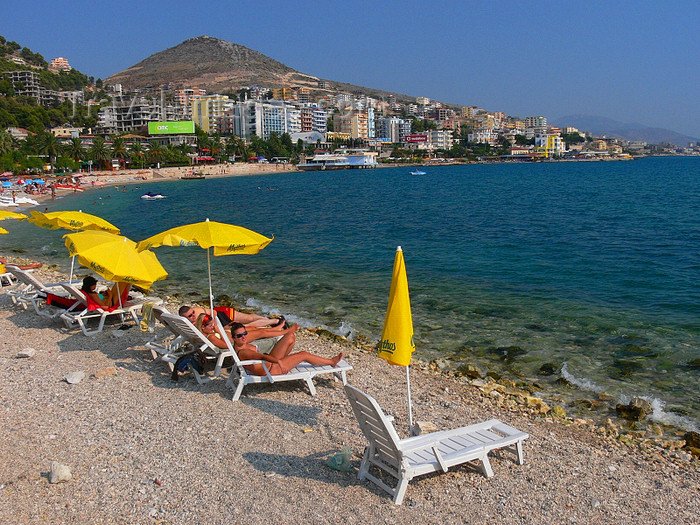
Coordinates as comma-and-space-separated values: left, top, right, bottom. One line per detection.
0, 261, 697, 523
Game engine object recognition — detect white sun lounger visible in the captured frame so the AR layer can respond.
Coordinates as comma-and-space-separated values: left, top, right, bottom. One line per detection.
344, 384, 528, 505
4, 265, 75, 318
58, 283, 157, 336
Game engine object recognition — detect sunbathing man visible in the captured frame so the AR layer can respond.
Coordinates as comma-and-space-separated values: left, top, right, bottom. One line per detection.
80, 275, 130, 309
179, 304, 285, 329
194, 313, 295, 352
230, 321, 343, 376
0, 257, 43, 272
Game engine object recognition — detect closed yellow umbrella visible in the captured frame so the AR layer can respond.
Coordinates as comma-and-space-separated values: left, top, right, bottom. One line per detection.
137, 218, 273, 312
0, 227, 8, 235
64, 230, 167, 289
378, 246, 417, 435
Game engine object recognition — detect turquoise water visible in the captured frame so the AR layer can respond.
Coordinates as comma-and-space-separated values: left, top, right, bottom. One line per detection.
3, 157, 699, 430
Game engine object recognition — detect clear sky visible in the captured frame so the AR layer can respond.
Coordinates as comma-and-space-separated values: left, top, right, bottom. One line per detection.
3, 0, 699, 138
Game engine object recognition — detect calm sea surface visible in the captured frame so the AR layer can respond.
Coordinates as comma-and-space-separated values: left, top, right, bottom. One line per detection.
4, 156, 699, 429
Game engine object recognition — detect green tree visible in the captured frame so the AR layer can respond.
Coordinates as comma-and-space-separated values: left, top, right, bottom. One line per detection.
37, 131, 61, 173
129, 141, 145, 169
90, 136, 110, 169
0, 128, 13, 156
64, 136, 84, 163
111, 136, 127, 163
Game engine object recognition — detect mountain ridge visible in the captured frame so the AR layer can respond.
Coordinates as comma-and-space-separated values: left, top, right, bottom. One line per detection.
552, 114, 698, 145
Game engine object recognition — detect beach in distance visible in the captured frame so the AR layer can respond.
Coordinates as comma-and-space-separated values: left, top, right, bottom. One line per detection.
0, 261, 698, 523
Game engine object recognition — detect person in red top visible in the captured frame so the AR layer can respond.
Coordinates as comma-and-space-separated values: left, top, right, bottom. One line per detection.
80, 276, 130, 310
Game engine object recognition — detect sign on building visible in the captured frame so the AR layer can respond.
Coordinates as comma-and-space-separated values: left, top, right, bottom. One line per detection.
148, 121, 195, 135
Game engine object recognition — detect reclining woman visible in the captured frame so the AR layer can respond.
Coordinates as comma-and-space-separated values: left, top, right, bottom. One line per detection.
194, 313, 294, 352
179, 304, 286, 330
80, 275, 130, 310
229, 321, 343, 376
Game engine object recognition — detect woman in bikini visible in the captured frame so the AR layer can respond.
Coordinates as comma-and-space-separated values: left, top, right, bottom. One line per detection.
229, 322, 343, 376
194, 313, 294, 351
80, 275, 131, 309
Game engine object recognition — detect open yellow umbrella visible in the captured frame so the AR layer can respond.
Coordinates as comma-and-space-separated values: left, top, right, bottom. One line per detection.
378, 246, 417, 435
28, 210, 120, 234
29, 210, 120, 282
136, 218, 273, 312
64, 230, 167, 289
0, 211, 27, 236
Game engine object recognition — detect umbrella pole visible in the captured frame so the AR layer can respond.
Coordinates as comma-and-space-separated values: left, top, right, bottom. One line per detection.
406, 365, 414, 436
207, 247, 214, 315
69, 255, 75, 283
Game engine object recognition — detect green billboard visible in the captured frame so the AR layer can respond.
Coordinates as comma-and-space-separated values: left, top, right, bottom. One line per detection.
148, 121, 195, 135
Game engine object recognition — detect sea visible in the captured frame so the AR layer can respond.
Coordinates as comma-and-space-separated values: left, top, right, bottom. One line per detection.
3, 156, 699, 431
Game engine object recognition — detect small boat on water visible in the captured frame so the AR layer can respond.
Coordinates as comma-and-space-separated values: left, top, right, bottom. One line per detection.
141, 191, 166, 200
180, 172, 205, 180
410, 170, 427, 175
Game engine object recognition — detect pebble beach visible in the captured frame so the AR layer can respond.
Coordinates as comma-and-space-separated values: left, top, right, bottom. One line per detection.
1, 260, 698, 524
1, 166, 699, 523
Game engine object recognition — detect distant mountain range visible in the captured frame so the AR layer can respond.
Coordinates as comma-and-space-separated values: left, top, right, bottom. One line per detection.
552, 115, 698, 145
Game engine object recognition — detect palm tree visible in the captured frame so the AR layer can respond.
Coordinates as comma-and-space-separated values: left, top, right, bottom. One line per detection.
38, 132, 61, 174
90, 137, 110, 170
129, 142, 145, 169
64, 137, 84, 164
111, 137, 127, 166
148, 142, 164, 167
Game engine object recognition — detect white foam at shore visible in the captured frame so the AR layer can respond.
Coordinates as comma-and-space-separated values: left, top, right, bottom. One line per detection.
561, 363, 606, 393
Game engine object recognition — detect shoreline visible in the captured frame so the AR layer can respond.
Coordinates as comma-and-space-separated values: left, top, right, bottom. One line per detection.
0, 262, 698, 523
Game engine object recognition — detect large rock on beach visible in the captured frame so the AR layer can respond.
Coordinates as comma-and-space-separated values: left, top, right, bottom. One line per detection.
63, 371, 85, 385
16, 348, 36, 358
49, 462, 72, 484
615, 397, 653, 421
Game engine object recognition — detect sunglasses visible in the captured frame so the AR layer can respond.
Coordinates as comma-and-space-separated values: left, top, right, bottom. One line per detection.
233, 331, 248, 339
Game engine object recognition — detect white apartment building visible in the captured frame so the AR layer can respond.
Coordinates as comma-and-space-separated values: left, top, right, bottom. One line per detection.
468, 129, 498, 146
97, 95, 180, 134
230, 100, 301, 140
376, 117, 412, 143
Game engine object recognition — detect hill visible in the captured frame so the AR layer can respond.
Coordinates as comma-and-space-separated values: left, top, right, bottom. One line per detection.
106, 35, 416, 103
552, 115, 699, 146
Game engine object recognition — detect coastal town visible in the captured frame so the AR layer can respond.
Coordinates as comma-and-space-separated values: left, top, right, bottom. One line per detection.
1, 35, 699, 180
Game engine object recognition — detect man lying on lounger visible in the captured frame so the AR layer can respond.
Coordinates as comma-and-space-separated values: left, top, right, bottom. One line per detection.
178, 304, 288, 330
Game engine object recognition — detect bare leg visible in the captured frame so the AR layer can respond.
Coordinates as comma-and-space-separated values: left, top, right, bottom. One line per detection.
268, 331, 297, 360
234, 311, 276, 327
275, 351, 343, 374
107, 282, 130, 307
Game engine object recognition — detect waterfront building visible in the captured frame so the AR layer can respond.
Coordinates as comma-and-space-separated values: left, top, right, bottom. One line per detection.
333, 110, 369, 139
97, 95, 181, 134
227, 100, 301, 139
177, 88, 207, 116
534, 133, 565, 157
468, 128, 498, 146
191, 95, 230, 133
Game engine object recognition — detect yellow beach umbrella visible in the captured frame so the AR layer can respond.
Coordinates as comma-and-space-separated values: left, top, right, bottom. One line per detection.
28, 210, 120, 234
137, 218, 273, 312
378, 246, 417, 434
0, 211, 27, 235
64, 230, 167, 289
29, 210, 121, 282
0, 211, 28, 221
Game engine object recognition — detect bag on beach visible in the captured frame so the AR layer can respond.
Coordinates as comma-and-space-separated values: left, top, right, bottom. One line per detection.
171, 349, 207, 381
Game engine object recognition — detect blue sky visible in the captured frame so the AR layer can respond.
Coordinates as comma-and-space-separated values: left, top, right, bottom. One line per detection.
3, 0, 699, 138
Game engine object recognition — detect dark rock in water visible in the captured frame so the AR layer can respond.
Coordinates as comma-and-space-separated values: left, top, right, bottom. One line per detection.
572, 399, 595, 410
485, 371, 501, 381
538, 363, 558, 376
215, 294, 234, 306
684, 431, 700, 449
612, 357, 646, 376
525, 323, 548, 332
616, 397, 653, 421
455, 364, 482, 379
686, 358, 700, 371
555, 376, 573, 388
490, 346, 527, 362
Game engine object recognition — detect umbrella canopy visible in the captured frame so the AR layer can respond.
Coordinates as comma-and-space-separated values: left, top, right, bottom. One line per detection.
64, 230, 167, 289
0, 211, 27, 221
137, 218, 273, 312
28, 210, 120, 234
0, 211, 27, 235
1, 181, 11, 188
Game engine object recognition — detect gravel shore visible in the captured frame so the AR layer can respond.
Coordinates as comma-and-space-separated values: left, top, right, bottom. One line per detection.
1, 264, 698, 524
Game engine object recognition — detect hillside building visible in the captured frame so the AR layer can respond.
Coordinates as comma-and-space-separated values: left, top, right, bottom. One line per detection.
191, 95, 230, 133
